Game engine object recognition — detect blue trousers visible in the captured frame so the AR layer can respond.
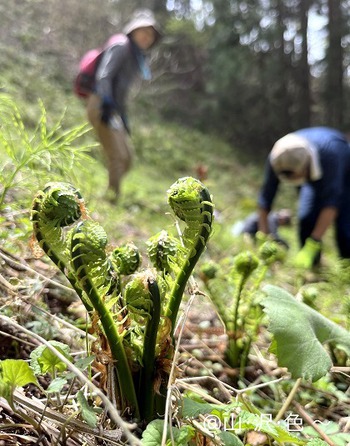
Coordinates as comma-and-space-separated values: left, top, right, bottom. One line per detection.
298, 184, 350, 258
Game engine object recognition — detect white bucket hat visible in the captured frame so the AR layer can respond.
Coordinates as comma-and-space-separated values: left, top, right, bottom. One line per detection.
270, 133, 322, 182
123, 9, 162, 45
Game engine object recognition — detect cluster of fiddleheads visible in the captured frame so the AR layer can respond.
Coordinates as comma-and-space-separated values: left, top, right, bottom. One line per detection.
31, 177, 213, 423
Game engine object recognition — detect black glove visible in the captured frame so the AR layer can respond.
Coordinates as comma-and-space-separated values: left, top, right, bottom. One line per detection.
100, 97, 115, 125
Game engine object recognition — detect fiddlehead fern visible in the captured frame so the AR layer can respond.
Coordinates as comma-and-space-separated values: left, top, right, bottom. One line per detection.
139, 277, 161, 423
164, 177, 214, 334
124, 272, 154, 318
108, 242, 141, 319
31, 182, 93, 313
109, 242, 141, 276
34, 182, 83, 227
70, 220, 112, 296
227, 251, 259, 370
147, 230, 181, 275
31, 178, 215, 424
70, 219, 139, 417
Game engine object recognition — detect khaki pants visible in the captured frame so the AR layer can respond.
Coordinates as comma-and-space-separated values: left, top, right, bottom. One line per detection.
86, 94, 133, 197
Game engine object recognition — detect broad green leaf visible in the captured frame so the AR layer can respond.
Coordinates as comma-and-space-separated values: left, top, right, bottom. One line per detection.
175, 425, 197, 446
74, 355, 95, 371
262, 285, 350, 381
141, 419, 195, 446
38, 347, 72, 374
0, 359, 38, 388
182, 397, 240, 419
46, 377, 68, 394
66, 355, 95, 380
0, 381, 12, 401
77, 390, 97, 428
182, 397, 219, 418
217, 431, 244, 446
304, 421, 350, 446
30, 341, 72, 375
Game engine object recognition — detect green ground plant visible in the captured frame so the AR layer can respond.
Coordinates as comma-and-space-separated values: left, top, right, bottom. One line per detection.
200, 239, 285, 373
30, 177, 214, 427
0, 94, 349, 445
0, 93, 94, 211
200, 241, 350, 382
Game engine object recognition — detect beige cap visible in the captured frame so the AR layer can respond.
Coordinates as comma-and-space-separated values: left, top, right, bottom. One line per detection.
270, 133, 311, 176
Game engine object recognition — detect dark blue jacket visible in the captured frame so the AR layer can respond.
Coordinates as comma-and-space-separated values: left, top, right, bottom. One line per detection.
258, 127, 350, 217
95, 36, 150, 121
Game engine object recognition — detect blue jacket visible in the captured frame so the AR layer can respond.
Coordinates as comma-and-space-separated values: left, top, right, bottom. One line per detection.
258, 127, 350, 216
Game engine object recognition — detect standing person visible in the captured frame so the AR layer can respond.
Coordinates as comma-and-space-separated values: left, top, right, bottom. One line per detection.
85, 9, 162, 201
258, 127, 350, 268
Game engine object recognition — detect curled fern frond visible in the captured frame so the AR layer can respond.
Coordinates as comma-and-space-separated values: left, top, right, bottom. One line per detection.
71, 220, 116, 299
33, 182, 83, 227
70, 219, 139, 416
31, 182, 84, 269
72, 220, 107, 258
233, 251, 259, 283
200, 260, 219, 283
258, 240, 285, 265
31, 182, 90, 309
109, 242, 141, 276
147, 230, 181, 273
167, 176, 213, 250
167, 177, 205, 222
165, 177, 214, 333
124, 271, 155, 318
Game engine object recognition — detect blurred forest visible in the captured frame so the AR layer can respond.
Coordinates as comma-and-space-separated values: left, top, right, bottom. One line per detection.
1, 0, 349, 156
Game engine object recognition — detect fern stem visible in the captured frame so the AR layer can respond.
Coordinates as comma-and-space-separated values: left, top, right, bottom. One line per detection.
232, 275, 245, 336
138, 278, 161, 423
71, 225, 139, 418
225, 275, 245, 368
165, 186, 213, 335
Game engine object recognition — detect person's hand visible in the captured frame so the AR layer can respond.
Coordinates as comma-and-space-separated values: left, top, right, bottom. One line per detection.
100, 96, 115, 124
294, 238, 322, 269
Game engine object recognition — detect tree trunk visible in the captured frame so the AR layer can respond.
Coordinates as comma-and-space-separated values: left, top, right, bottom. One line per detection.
325, 0, 344, 127
275, 0, 292, 135
297, 0, 311, 128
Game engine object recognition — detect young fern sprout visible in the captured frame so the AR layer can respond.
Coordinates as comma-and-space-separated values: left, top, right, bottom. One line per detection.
31, 178, 214, 425
147, 230, 181, 275
231, 251, 259, 331
31, 182, 93, 314
256, 240, 285, 287
124, 273, 162, 422
164, 177, 214, 335
227, 251, 259, 369
124, 271, 155, 317
31, 183, 139, 416
110, 242, 141, 276
70, 219, 140, 416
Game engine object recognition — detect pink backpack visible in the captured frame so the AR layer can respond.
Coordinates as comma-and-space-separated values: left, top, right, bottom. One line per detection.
74, 34, 128, 98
